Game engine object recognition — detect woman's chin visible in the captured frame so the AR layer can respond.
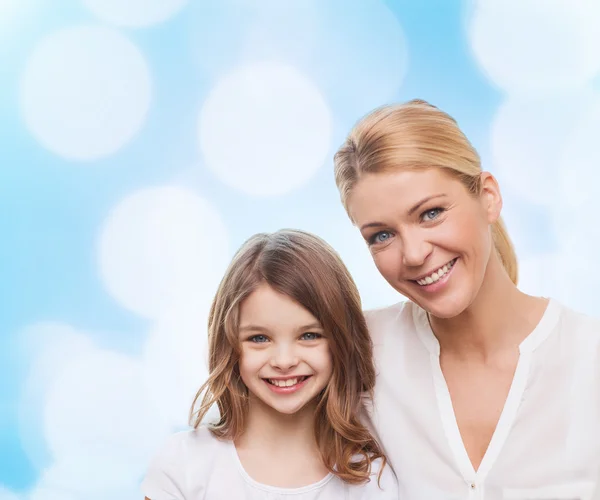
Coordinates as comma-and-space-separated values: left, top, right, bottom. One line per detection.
413, 293, 471, 320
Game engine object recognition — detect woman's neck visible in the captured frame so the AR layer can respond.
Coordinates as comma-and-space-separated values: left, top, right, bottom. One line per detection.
429, 252, 548, 360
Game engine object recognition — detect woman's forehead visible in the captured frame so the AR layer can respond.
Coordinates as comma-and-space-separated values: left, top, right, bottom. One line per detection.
348, 169, 462, 221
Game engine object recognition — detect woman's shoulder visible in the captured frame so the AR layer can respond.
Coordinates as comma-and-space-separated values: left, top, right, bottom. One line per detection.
346, 456, 398, 499
552, 299, 600, 343
364, 300, 416, 340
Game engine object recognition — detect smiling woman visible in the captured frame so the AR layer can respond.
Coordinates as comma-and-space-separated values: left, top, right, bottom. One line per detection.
140, 229, 398, 499
333, 99, 600, 500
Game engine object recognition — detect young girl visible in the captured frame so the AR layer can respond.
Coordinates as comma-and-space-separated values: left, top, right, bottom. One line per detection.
141, 229, 398, 499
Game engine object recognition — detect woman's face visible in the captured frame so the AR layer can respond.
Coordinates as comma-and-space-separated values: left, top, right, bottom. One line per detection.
346, 167, 501, 318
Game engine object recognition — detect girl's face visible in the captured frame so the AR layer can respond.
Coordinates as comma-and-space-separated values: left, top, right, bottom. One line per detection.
237, 282, 333, 415
347, 167, 502, 319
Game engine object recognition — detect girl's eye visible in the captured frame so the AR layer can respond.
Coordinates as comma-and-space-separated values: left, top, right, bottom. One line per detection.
368, 231, 392, 246
301, 332, 323, 341
249, 335, 269, 343
421, 208, 444, 222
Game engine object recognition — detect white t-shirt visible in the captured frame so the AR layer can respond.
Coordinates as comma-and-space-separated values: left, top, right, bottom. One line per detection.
141, 426, 399, 499
365, 298, 600, 500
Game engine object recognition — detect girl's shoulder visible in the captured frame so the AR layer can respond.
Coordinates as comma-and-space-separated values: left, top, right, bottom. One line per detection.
154, 425, 223, 460
141, 426, 229, 499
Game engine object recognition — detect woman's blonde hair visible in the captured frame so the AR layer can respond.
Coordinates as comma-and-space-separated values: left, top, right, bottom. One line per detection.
190, 229, 386, 484
333, 99, 518, 284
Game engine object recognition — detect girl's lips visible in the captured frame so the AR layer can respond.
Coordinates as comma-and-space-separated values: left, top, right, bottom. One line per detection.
263, 375, 312, 394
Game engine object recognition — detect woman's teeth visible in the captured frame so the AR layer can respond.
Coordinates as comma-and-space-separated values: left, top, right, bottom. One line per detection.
416, 258, 456, 286
267, 377, 307, 387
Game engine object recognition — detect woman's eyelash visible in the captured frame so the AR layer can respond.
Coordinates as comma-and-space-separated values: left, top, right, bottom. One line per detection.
420, 207, 446, 222
367, 231, 392, 245
366, 208, 447, 245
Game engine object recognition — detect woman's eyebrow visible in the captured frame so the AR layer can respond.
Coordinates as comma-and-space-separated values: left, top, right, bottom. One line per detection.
408, 193, 448, 215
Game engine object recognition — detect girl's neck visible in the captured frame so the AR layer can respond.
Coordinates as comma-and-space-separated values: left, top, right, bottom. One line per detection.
233, 396, 329, 489
236, 395, 318, 452
429, 251, 548, 360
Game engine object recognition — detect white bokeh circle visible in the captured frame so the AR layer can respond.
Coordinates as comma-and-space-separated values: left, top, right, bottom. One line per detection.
82, 0, 189, 27
190, 0, 407, 118
98, 186, 230, 319
304, 0, 408, 116
526, 199, 600, 317
0, 0, 18, 14
20, 25, 151, 161
490, 93, 592, 206
559, 97, 600, 209
199, 62, 332, 196
30, 459, 144, 500
17, 323, 96, 470
29, 475, 140, 500
518, 254, 563, 299
519, 250, 600, 317
28, 484, 80, 500
142, 305, 210, 428
0, 487, 20, 500
468, 0, 600, 96
43, 346, 171, 488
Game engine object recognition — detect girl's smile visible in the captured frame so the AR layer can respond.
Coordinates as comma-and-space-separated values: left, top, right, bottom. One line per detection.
238, 282, 332, 415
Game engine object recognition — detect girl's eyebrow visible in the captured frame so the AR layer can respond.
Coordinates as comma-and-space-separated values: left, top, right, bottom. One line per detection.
239, 325, 268, 333
297, 322, 323, 332
239, 322, 323, 333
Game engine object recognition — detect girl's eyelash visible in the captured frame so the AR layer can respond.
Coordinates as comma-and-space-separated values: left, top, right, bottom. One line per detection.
301, 331, 323, 340
246, 333, 323, 342
247, 334, 269, 343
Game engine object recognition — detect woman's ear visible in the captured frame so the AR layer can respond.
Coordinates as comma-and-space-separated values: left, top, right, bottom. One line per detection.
480, 171, 502, 224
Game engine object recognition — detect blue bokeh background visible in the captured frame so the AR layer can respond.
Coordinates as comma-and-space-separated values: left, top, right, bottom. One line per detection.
2, 0, 600, 497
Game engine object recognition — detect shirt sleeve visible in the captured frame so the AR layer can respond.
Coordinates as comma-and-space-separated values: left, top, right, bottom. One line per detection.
358, 395, 389, 459
140, 433, 188, 500
351, 458, 400, 500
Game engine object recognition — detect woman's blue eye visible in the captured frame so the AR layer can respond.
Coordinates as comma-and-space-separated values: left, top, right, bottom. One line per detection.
249, 335, 269, 343
422, 208, 443, 222
369, 231, 391, 245
301, 332, 322, 341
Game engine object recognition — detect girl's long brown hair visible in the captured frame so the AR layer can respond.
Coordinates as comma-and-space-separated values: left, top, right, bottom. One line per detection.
190, 229, 386, 484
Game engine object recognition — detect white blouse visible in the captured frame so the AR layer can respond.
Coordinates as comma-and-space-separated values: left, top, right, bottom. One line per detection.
141, 426, 399, 499
365, 298, 600, 500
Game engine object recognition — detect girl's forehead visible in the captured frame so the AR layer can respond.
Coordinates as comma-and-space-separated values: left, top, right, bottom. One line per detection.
239, 284, 321, 334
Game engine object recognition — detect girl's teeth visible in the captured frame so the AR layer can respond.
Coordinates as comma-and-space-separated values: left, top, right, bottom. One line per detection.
269, 377, 300, 387
417, 259, 455, 286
